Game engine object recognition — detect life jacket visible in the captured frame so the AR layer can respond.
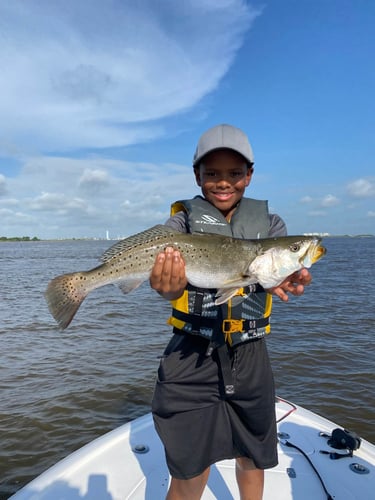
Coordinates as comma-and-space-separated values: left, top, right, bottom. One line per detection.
167, 196, 273, 347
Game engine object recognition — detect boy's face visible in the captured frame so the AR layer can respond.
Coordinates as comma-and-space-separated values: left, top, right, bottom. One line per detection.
194, 149, 253, 218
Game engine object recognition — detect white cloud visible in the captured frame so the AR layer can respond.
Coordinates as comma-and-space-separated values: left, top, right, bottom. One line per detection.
28, 192, 90, 215
0, 0, 258, 154
347, 178, 375, 198
300, 195, 313, 203
368, 211, 375, 218
78, 168, 110, 194
320, 194, 340, 207
0, 207, 34, 225
0, 198, 18, 207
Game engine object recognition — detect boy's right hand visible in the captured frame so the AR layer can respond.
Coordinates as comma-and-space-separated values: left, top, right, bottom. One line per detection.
150, 247, 188, 300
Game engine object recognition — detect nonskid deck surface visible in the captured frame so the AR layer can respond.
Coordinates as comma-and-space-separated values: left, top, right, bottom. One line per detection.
11, 398, 375, 500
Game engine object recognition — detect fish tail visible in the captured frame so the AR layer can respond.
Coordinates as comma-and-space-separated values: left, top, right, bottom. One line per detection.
44, 272, 90, 329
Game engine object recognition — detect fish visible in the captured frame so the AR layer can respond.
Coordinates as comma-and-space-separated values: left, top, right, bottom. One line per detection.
45, 224, 326, 329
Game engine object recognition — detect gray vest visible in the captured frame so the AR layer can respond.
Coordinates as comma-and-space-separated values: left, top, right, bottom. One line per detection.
174, 195, 270, 238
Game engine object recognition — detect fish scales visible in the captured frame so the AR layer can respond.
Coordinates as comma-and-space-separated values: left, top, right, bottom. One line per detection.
45, 225, 326, 329
99, 225, 254, 286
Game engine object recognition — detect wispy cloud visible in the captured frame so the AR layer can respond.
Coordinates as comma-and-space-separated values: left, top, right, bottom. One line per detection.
0, 0, 258, 155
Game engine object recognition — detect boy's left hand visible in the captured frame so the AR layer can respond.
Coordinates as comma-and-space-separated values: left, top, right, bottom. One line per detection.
267, 268, 312, 302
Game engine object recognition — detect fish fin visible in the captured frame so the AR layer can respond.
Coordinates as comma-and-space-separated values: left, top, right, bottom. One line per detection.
45, 272, 89, 330
100, 225, 178, 263
118, 278, 145, 294
215, 287, 243, 305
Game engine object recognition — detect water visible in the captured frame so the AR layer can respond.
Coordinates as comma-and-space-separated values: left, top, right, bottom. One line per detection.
1, 237, 374, 498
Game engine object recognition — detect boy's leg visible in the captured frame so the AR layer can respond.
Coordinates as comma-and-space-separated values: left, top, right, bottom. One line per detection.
236, 457, 264, 500
166, 468, 210, 500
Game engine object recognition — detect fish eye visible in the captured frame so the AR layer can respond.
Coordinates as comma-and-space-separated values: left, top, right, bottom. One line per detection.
289, 243, 301, 252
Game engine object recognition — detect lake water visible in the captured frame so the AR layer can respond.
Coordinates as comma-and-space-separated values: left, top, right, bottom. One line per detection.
1, 236, 374, 498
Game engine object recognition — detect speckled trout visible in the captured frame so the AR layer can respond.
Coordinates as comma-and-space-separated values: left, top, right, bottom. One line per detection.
45, 224, 326, 329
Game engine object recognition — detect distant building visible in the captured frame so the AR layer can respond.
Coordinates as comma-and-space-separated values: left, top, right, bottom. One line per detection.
303, 232, 330, 237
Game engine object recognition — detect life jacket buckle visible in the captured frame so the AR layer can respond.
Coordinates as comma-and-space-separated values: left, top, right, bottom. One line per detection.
222, 319, 245, 334
222, 319, 261, 346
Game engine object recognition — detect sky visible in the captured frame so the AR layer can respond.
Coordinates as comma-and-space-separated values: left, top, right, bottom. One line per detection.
0, 0, 374, 239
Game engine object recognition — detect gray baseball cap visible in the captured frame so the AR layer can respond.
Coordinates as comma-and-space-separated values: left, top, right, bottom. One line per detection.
193, 124, 254, 167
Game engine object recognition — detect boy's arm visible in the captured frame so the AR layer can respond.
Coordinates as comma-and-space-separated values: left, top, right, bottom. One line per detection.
269, 213, 287, 237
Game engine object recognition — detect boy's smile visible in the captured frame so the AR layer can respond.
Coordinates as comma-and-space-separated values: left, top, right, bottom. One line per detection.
194, 149, 253, 219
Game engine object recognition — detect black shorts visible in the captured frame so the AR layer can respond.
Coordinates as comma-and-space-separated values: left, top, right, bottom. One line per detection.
152, 333, 277, 479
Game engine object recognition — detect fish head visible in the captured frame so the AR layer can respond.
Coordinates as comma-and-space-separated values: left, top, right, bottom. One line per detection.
248, 236, 326, 289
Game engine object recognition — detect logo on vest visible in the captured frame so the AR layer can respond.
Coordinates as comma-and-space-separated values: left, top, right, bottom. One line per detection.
195, 214, 227, 226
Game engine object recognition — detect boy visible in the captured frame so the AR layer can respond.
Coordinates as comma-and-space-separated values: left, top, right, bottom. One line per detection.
150, 124, 311, 499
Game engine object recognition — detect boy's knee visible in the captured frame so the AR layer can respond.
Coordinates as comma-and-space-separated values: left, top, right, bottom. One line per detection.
167, 468, 210, 500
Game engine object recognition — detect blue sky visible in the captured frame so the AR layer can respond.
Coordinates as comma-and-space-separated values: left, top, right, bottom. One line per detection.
0, 0, 374, 239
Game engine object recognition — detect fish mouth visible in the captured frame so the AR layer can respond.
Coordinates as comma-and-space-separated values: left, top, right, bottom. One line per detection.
312, 243, 326, 263
299, 240, 326, 266
310, 243, 327, 264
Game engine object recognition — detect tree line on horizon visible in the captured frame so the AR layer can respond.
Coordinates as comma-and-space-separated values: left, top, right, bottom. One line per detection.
0, 236, 40, 241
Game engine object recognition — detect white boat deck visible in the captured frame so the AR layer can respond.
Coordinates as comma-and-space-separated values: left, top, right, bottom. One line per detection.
11, 398, 375, 499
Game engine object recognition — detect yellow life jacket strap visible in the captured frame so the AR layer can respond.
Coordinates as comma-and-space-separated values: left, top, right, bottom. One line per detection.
171, 202, 187, 216
167, 290, 189, 330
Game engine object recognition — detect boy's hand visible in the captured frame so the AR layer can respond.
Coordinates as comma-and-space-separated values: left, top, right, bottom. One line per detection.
267, 268, 312, 302
150, 247, 188, 300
